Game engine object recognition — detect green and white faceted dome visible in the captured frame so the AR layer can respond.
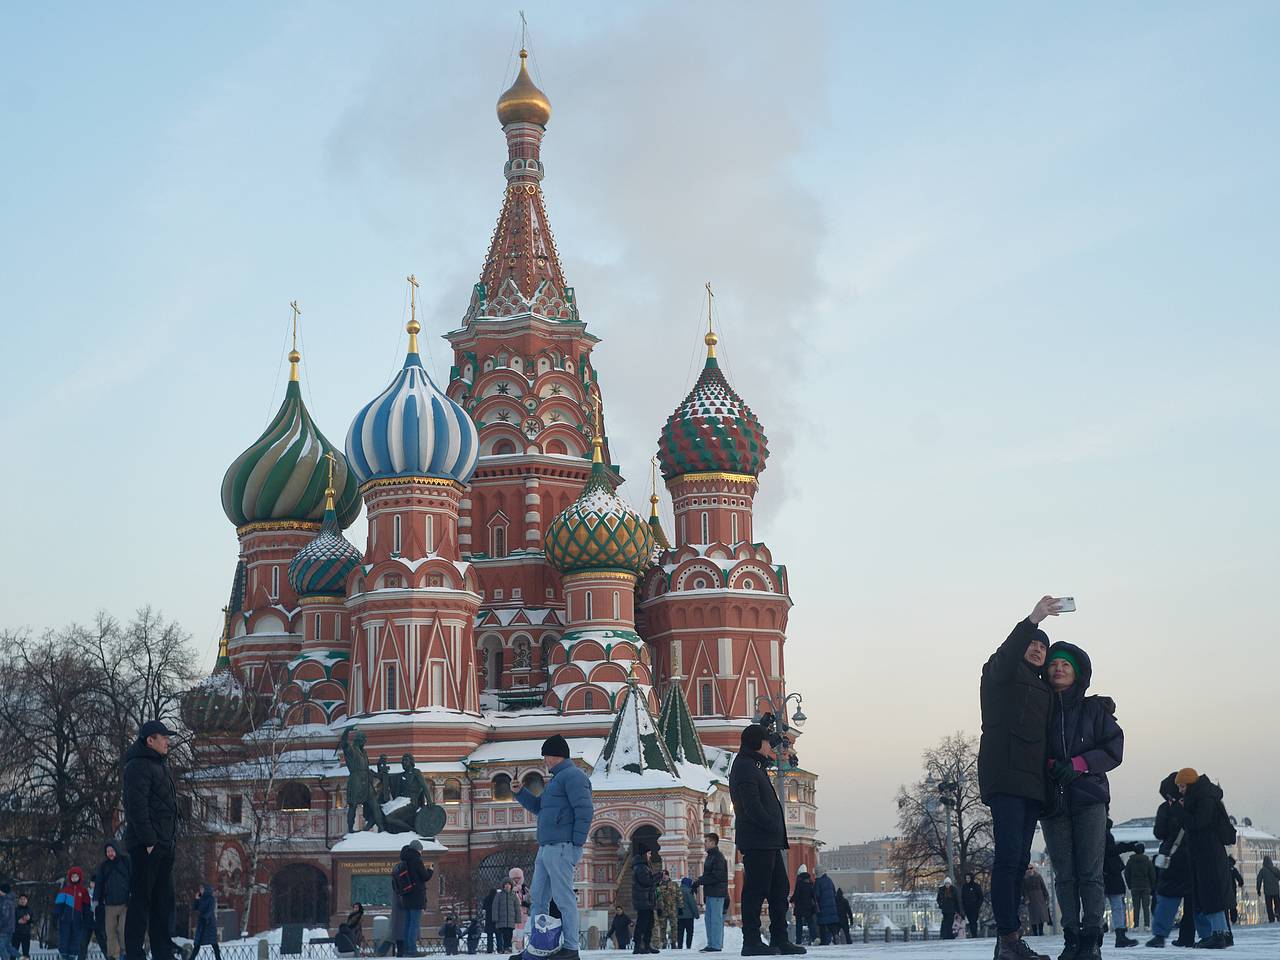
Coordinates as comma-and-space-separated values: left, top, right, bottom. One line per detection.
222, 378, 360, 529
544, 453, 654, 577
288, 495, 362, 597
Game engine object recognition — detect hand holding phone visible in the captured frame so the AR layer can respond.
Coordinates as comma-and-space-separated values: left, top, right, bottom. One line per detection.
1054, 597, 1076, 613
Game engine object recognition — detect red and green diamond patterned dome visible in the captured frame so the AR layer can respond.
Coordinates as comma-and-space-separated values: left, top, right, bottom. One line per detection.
657, 332, 768, 481
544, 442, 654, 577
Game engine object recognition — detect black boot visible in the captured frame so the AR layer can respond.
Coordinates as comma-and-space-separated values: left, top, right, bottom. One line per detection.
1115, 928, 1139, 948
1076, 928, 1101, 960
996, 932, 1050, 960
1057, 929, 1078, 960
1146, 935, 1166, 947
740, 932, 777, 958
773, 942, 805, 957
1192, 932, 1227, 949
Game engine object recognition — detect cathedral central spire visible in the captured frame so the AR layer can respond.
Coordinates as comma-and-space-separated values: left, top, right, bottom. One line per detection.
467, 46, 574, 322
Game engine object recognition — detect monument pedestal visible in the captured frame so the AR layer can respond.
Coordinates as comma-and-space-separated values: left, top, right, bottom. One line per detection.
330, 832, 448, 932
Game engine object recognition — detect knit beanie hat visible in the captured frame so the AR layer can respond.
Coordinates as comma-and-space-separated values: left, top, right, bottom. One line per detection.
1047, 649, 1079, 673
740, 724, 767, 751
1175, 767, 1200, 786
540, 734, 571, 759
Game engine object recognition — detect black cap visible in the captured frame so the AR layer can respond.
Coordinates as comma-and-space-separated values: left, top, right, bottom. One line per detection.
740, 724, 767, 751
541, 734, 571, 759
138, 720, 178, 739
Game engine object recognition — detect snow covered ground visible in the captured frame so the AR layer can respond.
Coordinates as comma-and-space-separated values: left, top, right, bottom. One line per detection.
589, 923, 1280, 958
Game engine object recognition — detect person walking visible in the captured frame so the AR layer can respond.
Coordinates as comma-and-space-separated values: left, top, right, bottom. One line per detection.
1022, 868, 1050, 937
0, 884, 15, 960
677, 880, 699, 950
394, 840, 435, 957
632, 849, 659, 955
1038, 640, 1123, 960
93, 842, 131, 960
1227, 857, 1244, 927
440, 915, 461, 956
729, 723, 805, 957
493, 881, 520, 954
122, 720, 178, 960
961, 873, 984, 939
692, 833, 727, 953
789, 870, 815, 945
936, 877, 961, 940
834, 889, 853, 945
1178, 769, 1234, 949
1257, 856, 1280, 923
53, 868, 92, 960
11, 894, 31, 959
656, 872, 680, 950
978, 597, 1059, 960
482, 887, 497, 954
512, 734, 594, 960
812, 869, 837, 945
609, 907, 632, 951
467, 916, 482, 955
1102, 821, 1139, 949
190, 885, 221, 960
1121, 845, 1154, 929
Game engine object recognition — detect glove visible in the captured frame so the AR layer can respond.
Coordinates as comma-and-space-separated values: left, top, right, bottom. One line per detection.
1050, 760, 1082, 785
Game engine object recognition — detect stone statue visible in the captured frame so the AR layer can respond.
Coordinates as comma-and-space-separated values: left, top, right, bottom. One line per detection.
376, 754, 393, 804
398, 753, 431, 810
338, 727, 384, 832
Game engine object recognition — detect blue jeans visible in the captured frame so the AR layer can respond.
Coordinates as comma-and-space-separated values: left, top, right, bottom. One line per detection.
1108, 894, 1127, 930
1194, 911, 1227, 938
528, 842, 583, 949
1041, 802, 1106, 932
704, 897, 725, 950
1152, 894, 1181, 938
402, 909, 422, 956
989, 793, 1040, 935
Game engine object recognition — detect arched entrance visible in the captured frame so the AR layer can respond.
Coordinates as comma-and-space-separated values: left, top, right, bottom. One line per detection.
270, 863, 329, 926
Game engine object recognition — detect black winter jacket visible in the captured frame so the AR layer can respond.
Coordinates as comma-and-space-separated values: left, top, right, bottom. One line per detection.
122, 739, 178, 849
1044, 642, 1124, 813
695, 847, 729, 898
978, 619, 1052, 804
397, 845, 434, 910
1124, 852, 1156, 893
1258, 857, 1280, 896
1182, 776, 1234, 915
1154, 773, 1192, 899
730, 749, 788, 851
790, 874, 814, 915
936, 883, 961, 915
1103, 822, 1140, 897
93, 843, 132, 906
961, 881, 983, 915
632, 861, 657, 910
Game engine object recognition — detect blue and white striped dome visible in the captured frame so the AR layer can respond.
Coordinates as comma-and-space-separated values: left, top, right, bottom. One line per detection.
346, 348, 479, 486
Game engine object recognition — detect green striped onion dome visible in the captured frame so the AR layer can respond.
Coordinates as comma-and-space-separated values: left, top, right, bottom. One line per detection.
221, 380, 360, 529
180, 669, 257, 736
288, 497, 362, 597
544, 457, 654, 577
657, 354, 768, 481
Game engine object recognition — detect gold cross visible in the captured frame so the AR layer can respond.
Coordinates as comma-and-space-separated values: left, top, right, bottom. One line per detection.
290, 300, 301, 350
406, 274, 419, 320
325, 450, 337, 490
705, 282, 714, 335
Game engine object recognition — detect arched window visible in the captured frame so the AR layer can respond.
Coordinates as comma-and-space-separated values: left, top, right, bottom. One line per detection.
492, 773, 514, 801
545, 439, 568, 455
700, 512, 710, 544
699, 682, 714, 716
393, 515, 402, 554
787, 781, 800, 803
584, 592, 593, 620
270, 565, 280, 600
384, 663, 398, 710
494, 439, 516, 455
612, 591, 620, 620
442, 779, 462, 803
521, 772, 545, 796
278, 782, 311, 811
492, 525, 507, 558
731, 513, 739, 544
426, 514, 435, 553
513, 638, 531, 670
584, 690, 595, 710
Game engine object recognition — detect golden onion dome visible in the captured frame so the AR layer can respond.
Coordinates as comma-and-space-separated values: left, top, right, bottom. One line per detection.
497, 49, 552, 127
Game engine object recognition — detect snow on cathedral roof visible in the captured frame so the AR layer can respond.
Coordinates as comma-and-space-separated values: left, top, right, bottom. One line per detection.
591, 678, 717, 794
657, 682, 708, 768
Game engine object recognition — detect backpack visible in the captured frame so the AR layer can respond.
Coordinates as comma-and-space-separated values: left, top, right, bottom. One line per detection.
392, 862, 417, 898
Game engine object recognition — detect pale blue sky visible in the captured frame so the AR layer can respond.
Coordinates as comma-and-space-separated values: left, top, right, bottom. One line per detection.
2, 2, 1277, 841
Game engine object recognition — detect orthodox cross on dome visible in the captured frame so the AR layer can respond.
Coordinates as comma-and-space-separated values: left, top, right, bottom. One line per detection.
323, 450, 338, 509
704, 281, 719, 359
406, 274, 421, 354
586, 387, 604, 464
288, 299, 302, 381
649, 457, 661, 518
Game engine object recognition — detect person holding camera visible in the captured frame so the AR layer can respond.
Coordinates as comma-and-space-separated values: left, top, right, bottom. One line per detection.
977, 597, 1059, 960
730, 724, 805, 957
1038, 640, 1123, 960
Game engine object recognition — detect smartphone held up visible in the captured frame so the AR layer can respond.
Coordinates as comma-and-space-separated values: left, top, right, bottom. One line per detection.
1054, 596, 1076, 613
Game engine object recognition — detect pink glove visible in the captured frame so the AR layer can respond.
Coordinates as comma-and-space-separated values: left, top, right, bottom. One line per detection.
1071, 756, 1089, 774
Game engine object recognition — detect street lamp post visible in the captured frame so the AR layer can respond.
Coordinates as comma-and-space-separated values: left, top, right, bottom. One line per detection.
752, 690, 806, 806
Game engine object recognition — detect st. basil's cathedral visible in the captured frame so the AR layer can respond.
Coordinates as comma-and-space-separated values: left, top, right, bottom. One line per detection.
184, 48, 817, 935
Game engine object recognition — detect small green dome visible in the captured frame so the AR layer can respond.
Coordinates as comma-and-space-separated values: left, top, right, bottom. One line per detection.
288, 497, 362, 597
221, 380, 360, 529
544, 458, 654, 577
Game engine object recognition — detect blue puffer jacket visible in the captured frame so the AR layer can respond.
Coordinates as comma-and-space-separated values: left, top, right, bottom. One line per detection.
515, 758, 593, 846
1046, 641, 1123, 812
814, 873, 838, 925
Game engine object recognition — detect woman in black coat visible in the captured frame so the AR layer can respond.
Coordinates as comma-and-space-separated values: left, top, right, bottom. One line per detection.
631, 850, 658, 955
1178, 771, 1234, 948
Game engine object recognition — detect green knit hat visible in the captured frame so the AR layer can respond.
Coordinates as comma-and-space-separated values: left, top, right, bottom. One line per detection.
1048, 649, 1079, 673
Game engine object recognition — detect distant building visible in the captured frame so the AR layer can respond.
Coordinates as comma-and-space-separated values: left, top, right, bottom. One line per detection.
844, 890, 942, 933
821, 838, 898, 892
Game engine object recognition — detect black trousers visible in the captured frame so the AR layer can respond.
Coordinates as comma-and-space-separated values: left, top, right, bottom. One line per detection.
988, 794, 1039, 935
634, 910, 654, 951
1265, 894, 1280, 923
124, 845, 175, 960
740, 850, 790, 945
965, 912, 980, 938
677, 919, 693, 948
191, 945, 222, 960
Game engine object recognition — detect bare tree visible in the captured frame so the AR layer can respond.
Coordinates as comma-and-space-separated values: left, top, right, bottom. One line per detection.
890, 732, 993, 892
